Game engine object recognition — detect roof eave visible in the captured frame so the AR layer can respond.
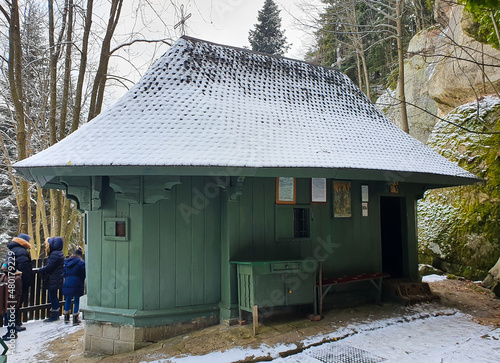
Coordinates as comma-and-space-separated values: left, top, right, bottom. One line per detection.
14, 164, 479, 190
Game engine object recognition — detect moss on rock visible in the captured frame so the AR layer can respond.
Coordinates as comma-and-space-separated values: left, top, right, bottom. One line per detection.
418, 96, 500, 280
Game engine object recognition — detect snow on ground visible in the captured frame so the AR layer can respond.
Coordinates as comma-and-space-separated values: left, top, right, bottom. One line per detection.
422, 274, 448, 283
145, 307, 500, 363
3, 318, 84, 362
279, 312, 500, 363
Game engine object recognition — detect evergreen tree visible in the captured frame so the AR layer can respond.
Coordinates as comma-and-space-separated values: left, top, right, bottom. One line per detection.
248, 0, 290, 55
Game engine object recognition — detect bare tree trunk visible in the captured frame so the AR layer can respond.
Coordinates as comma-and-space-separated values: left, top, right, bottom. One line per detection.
4, 0, 29, 233
50, 190, 62, 237
355, 52, 363, 91
38, 186, 50, 242
48, 0, 58, 146
491, 10, 500, 46
34, 187, 45, 260
59, 0, 73, 140
359, 49, 371, 100
60, 197, 72, 250
63, 207, 80, 255
71, 0, 93, 133
88, 0, 123, 121
396, 0, 409, 133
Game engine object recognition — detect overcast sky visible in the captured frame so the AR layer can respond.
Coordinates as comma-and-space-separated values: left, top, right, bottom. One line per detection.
104, 0, 322, 102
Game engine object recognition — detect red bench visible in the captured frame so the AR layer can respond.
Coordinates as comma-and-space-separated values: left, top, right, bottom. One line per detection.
314, 272, 390, 316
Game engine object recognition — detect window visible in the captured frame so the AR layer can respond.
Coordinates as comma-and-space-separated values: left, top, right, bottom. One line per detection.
103, 218, 129, 241
294, 208, 310, 238
275, 205, 311, 241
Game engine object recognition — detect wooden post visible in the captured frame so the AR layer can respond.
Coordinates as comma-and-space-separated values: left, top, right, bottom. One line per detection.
319, 261, 323, 317
253, 305, 258, 335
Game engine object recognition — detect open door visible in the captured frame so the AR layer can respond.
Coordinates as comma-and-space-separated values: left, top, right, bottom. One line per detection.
380, 197, 407, 278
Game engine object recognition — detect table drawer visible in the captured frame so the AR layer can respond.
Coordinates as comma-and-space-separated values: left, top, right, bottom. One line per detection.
270, 262, 301, 272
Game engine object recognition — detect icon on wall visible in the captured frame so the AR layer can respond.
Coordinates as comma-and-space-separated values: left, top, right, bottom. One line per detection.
334, 181, 351, 218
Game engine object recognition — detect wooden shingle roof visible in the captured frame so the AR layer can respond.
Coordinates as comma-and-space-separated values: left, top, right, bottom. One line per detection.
14, 36, 477, 186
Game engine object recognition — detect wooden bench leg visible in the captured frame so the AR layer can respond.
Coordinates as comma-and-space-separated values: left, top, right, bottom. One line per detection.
369, 278, 383, 304
253, 305, 258, 335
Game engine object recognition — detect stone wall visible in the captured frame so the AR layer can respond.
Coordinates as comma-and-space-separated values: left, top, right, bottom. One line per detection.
84, 316, 220, 355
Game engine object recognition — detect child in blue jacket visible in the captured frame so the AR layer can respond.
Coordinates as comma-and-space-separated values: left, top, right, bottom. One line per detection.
62, 247, 86, 324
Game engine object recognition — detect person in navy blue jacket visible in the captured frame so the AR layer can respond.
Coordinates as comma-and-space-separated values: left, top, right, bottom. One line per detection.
37, 237, 65, 322
62, 247, 85, 324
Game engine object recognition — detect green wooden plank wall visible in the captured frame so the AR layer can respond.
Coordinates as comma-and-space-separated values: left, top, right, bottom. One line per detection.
231, 178, 388, 279
153, 176, 221, 309
89, 176, 221, 311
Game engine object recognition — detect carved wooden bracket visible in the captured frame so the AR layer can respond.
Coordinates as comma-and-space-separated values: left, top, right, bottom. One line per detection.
109, 176, 141, 204
229, 177, 245, 201
144, 176, 182, 203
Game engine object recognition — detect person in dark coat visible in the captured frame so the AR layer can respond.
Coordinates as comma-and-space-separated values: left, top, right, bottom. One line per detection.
4, 233, 33, 331
62, 247, 85, 324
37, 236, 65, 322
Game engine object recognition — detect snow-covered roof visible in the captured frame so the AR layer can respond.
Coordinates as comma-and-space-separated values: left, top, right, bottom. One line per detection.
14, 36, 477, 185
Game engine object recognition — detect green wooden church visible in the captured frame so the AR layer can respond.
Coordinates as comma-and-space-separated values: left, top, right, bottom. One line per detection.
14, 36, 477, 354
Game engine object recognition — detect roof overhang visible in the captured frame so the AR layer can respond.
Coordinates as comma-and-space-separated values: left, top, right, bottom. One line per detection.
15, 164, 480, 191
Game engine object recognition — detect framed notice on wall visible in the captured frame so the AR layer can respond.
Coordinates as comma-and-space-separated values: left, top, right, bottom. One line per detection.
276, 177, 296, 204
333, 181, 351, 217
311, 178, 327, 203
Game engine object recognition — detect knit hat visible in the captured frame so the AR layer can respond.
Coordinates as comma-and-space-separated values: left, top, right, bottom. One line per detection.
74, 247, 83, 257
18, 233, 31, 242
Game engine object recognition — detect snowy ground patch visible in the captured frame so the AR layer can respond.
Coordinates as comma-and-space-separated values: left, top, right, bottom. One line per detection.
143, 306, 500, 363
3, 318, 84, 362
422, 274, 448, 283
277, 312, 500, 363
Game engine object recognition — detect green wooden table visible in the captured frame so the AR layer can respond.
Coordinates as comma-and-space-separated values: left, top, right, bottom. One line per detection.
231, 259, 317, 333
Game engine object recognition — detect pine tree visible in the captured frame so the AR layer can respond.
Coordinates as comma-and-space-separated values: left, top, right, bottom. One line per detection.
248, 0, 290, 56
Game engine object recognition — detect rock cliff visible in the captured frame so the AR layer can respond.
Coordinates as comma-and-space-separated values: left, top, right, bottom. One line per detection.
377, 1, 500, 143
377, 1, 500, 282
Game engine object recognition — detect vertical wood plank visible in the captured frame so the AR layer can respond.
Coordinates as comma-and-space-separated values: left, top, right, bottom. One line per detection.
191, 177, 206, 305
252, 178, 265, 255
176, 178, 192, 307
128, 203, 143, 309
100, 191, 117, 308
159, 196, 177, 309
115, 200, 130, 309
86, 209, 102, 307
264, 177, 275, 250
143, 202, 160, 310
204, 177, 221, 304
239, 178, 253, 259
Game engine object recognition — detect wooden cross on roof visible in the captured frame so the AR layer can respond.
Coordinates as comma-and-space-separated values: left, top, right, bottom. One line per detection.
174, 4, 192, 36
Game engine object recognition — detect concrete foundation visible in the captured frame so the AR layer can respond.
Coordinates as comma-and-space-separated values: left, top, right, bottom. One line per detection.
84, 316, 219, 355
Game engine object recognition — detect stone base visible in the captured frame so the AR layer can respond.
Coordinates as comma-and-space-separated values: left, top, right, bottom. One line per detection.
84, 316, 219, 355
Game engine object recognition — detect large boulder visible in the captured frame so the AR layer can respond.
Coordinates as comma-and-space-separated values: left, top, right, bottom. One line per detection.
482, 257, 500, 297
417, 96, 500, 280
427, 2, 500, 115
376, 1, 500, 143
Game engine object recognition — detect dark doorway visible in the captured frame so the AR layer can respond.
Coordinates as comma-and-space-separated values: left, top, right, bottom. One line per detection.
380, 197, 406, 278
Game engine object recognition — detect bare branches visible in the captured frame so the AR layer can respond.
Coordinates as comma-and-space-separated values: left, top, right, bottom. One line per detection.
110, 38, 172, 55
379, 95, 500, 135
